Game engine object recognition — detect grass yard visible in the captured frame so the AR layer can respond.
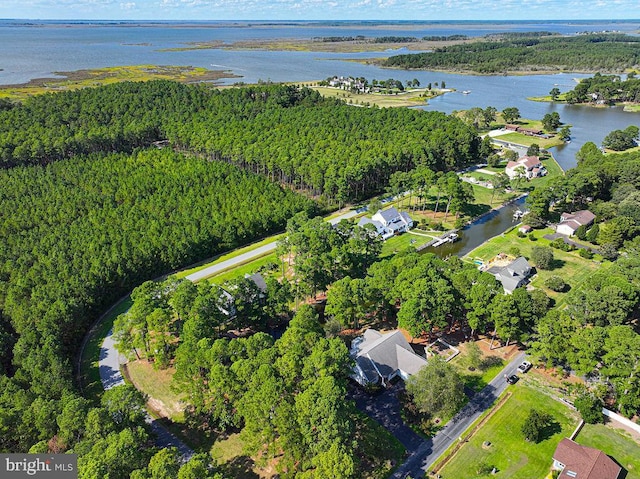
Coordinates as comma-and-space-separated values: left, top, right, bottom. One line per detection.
575, 423, 640, 479
438, 384, 579, 479
464, 227, 610, 304
493, 131, 564, 149
206, 253, 279, 285
175, 234, 285, 280
79, 296, 133, 402
310, 85, 443, 108
451, 342, 506, 392
380, 231, 435, 257
125, 360, 186, 422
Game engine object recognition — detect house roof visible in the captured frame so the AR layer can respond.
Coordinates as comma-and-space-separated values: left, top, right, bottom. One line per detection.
506, 161, 520, 170
520, 156, 541, 169
487, 256, 532, 292
561, 210, 595, 227
245, 272, 267, 293
553, 438, 621, 479
377, 207, 401, 224
353, 329, 427, 381
358, 217, 384, 231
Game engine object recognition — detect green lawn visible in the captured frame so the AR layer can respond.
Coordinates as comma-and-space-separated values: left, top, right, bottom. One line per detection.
438, 384, 579, 479
206, 253, 279, 285
380, 231, 435, 257
493, 132, 564, 149
125, 360, 186, 422
79, 297, 133, 402
575, 423, 640, 479
464, 227, 611, 305
174, 234, 285, 280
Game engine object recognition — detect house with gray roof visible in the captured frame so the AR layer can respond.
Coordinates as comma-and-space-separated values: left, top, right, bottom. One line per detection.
486, 256, 532, 293
357, 206, 413, 240
350, 329, 428, 386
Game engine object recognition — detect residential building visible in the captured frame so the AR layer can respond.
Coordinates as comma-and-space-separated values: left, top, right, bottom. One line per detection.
486, 256, 532, 293
505, 155, 547, 180
556, 210, 596, 236
358, 206, 413, 240
350, 329, 428, 386
552, 438, 621, 479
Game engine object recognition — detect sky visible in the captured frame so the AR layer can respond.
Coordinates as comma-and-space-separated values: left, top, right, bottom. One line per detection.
1, 0, 639, 21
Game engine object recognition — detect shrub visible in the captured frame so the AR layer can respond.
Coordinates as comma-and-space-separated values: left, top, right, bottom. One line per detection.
586, 224, 600, 244
528, 233, 537, 241
545, 276, 567, 292
531, 246, 554, 270
517, 231, 526, 238
508, 246, 521, 257
579, 248, 594, 259
574, 393, 604, 424
522, 409, 554, 443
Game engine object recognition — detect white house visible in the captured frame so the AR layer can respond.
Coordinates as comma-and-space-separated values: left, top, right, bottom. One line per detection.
505, 155, 547, 180
357, 206, 413, 240
556, 210, 596, 236
350, 329, 428, 386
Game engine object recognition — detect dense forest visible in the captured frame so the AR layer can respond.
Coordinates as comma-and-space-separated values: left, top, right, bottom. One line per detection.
382, 34, 640, 73
564, 72, 640, 104
0, 149, 314, 475
0, 81, 481, 202
0, 81, 483, 476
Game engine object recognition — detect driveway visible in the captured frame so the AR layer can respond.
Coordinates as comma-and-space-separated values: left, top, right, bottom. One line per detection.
349, 382, 423, 453
389, 352, 525, 478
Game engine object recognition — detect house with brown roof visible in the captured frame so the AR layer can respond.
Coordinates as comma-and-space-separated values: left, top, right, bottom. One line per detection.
350, 329, 428, 386
552, 438, 621, 479
505, 155, 547, 180
556, 210, 596, 236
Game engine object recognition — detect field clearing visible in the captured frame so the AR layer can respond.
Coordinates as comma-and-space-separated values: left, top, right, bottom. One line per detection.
310, 85, 442, 108
125, 360, 186, 422
438, 384, 579, 479
493, 131, 564, 149
575, 423, 640, 479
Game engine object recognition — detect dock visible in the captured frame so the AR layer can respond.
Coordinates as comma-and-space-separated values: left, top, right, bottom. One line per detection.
417, 230, 459, 251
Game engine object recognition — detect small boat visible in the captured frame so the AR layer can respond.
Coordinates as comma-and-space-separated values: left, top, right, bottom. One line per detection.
513, 210, 524, 219
462, 90, 471, 94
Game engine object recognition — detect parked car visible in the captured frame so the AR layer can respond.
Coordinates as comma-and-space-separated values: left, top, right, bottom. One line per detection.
517, 361, 532, 373
506, 374, 519, 384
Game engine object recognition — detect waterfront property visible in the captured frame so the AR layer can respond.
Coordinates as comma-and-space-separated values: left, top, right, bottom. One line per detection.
505, 155, 547, 180
485, 255, 532, 293
556, 209, 596, 237
350, 329, 428, 386
552, 438, 621, 479
358, 206, 413, 240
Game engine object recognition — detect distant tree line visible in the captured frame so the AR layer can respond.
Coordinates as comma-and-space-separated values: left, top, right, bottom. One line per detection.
565, 72, 640, 105
382, 34, 640, 73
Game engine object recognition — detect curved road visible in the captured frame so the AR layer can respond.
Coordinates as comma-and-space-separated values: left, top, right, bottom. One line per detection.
97, 207, 361, 459
389, 352, 525, 479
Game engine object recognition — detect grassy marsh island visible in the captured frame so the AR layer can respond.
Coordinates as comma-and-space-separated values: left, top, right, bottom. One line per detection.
0, 65, 238, 101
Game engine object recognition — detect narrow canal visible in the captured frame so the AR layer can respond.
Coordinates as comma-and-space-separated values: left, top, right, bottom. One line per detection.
426, 196, 527, 258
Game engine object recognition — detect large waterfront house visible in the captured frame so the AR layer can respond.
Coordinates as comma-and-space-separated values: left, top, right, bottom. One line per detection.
552, 438, 621, 479
486, 256, 532, 293
556, 210, 596, 237
358, 206, 413, 240
350, 329, 428, 386
505, 155, 547, 180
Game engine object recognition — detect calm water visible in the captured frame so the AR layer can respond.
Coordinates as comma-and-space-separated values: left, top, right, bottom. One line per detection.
1, 19, 639, 172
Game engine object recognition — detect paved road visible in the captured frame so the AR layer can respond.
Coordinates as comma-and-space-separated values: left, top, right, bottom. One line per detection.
97, 207, 361, 459
185, 208, 359, 282
389, 352, 525, 479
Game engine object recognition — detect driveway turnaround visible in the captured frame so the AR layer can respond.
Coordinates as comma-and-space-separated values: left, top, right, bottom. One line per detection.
390, 352, 525, 479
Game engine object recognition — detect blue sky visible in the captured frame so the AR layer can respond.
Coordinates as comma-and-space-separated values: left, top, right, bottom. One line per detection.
1, 0, 639, 21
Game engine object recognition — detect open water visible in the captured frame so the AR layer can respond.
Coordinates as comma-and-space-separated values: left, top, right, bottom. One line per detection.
1, 19, 639, 171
